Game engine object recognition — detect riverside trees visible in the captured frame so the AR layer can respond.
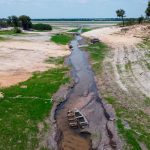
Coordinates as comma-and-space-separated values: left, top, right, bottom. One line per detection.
146, 1, 150, 18
116, 9, 126, 26
6, 15, 32, 30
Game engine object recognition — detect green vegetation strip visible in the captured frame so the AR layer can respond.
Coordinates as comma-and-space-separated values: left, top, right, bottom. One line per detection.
51, 33, 73, 45
0, 36, 6, 41
0, 67, 69, 150
138, 38, 150, 70
82, 28, 92, 33
68, 28, 91, 33
45, 57, 64, 65
32, 23, 52, 31
105, 97, 142, 150
138, 38, 150, 49
68, 28, 80, 33
86, 43, 109, 73
0, 29, 23, 35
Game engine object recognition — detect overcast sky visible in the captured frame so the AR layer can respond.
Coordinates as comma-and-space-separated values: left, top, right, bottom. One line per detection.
0, 0, 148, 18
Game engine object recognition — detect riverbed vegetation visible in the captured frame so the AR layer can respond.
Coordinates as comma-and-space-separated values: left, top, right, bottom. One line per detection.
45, 57, 64, 65
82, 28, 92, 33
0, 28, 23, 35
0, 66, 69, 150
68, 28, 80, 32
106, 95, 150, 149
68, 28, 91, 33
51, 33, 73, 45
86, 42, 109, 73
0, 36, 7, 41
32, 23, 52, 31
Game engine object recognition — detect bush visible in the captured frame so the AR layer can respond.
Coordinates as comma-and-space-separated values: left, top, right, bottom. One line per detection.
138, 16, 144, 24
0, 20, 8, 28
13, 27, 22, 33
51, 33, 73, 45
118, 19, 136, 26
19, 15, 32, 30
32, 23, 52, 31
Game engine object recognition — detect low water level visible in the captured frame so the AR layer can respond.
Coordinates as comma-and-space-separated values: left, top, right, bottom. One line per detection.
55, 33, 111, 150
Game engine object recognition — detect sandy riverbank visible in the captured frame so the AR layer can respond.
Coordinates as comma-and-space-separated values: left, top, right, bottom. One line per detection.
0, 32, 70, 87
83, 25, 150, 98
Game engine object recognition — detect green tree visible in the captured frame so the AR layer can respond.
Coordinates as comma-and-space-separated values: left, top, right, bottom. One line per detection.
19, 15, 32, 30
11, 16, 19, 27
7, 16, 19, 27
138, 16, 144, 24
145, 1, 150, 18
116, 9, 126, 26
7, 16, 12, 26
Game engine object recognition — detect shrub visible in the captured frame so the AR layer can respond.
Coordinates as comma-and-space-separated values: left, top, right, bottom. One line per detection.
138, 16, 144, 24
19, 15, 32, 30
118, 19, 136, 26
0, 20, 8, 28
13, 27, 22, 33
32, 23, 52, 31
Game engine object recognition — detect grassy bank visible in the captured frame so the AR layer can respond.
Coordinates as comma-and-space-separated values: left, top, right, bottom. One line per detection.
139, 38, 150, 49
0, 36, 7, 41
82, 28, 92, 33
105, 96, 150, 150
68, 28, 80, 33
138, 38, 150, 70
86, 43, 109, 73
51, 33, 73, 45
0, 30, 23, 35
0, 67, 69, 150
45, 57, 64, 65
86, 42, 150, 149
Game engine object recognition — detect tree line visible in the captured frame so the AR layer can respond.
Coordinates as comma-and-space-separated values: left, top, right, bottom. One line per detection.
116, 1, 150, 26
2, 15, 32, 30
0, 15, 52, 32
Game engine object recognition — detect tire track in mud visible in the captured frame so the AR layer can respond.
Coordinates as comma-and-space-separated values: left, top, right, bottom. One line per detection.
104, 44, 150, 109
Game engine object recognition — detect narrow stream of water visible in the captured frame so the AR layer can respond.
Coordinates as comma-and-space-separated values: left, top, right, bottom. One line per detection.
70, 35, 98, 97
55, 32, 116, 150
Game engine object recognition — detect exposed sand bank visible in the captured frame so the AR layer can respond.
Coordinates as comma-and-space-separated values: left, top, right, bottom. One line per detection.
0, 32, 70, 87
82, 25, 150, 98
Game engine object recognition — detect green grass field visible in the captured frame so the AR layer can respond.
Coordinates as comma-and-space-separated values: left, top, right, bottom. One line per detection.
0, 67, 69, 150
51, 33, 73, 45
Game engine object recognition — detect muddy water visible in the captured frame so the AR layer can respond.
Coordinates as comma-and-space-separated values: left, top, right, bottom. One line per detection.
55, 34, 113, 150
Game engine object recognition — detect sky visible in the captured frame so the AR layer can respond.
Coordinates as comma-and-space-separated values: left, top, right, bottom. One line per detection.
0, 0, 149, 18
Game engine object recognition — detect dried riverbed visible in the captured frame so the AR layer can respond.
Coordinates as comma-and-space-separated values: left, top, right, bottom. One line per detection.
51, 34, 121, 150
